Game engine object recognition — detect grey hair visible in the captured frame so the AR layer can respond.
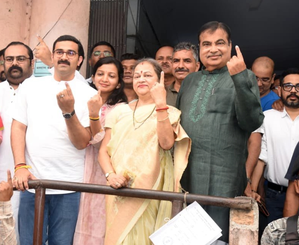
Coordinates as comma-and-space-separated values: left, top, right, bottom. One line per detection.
134, 58, 162, 80
173, 42, 199, 62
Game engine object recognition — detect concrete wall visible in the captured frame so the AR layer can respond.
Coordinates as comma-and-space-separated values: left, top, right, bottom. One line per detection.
0, 0, 90, 77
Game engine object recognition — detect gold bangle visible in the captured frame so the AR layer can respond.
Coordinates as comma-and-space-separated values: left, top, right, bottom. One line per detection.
14, 165, 32, 173
89, 116, 100, 121
157, 116, 169, 122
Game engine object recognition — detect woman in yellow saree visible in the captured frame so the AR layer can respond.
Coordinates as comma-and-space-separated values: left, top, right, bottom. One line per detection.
99, 58, 190, 245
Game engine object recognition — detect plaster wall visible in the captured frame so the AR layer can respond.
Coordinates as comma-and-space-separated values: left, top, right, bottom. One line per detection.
0, 0, 90, 77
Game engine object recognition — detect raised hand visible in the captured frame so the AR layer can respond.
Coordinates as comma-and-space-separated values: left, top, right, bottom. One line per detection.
227, 45, 246, 76
88, 88, 103, 117
57, 82, 75, 114
150, 71, 167, 107
34, 35, 53, 67
0, 170, 13, 201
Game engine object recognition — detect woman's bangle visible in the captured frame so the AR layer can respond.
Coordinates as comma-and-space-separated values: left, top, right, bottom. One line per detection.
251, 190, 257, 193
89, 116, 100, 121
15, 163, 26, 168
156, 106, 169, 112
14, 165, 32, 173
105, 171, 115, 180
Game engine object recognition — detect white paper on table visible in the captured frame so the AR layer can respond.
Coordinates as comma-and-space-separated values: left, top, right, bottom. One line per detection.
149, 201, 222, 245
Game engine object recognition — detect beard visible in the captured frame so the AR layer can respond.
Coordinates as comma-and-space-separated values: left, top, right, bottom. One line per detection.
0, 71, 6, 81
281, 93, 299, 108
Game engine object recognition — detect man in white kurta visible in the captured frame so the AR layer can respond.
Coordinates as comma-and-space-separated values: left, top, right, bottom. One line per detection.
0, 41, 35, 245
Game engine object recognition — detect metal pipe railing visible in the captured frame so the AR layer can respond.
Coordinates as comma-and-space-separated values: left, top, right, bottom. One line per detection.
28, 179, 254, 245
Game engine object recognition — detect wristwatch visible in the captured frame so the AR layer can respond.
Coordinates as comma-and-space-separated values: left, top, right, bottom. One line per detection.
62, 110, 75, 119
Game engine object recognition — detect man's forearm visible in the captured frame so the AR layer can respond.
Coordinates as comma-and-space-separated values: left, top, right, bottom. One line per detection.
11, 120, 27, 165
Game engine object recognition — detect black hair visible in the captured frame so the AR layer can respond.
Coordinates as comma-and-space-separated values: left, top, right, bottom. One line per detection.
120, 53, 140, 61
52, 35, 84, 70
198, 21, 232, 44
90, 41, 116, 57
173, 42, 199, 62
92, 57, 127, 105
4, 41, 33, 61
280, 68, 299, 86
0, 48, 4, 57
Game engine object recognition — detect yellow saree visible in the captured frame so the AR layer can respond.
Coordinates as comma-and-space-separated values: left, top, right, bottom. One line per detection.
104, 104, 190, 245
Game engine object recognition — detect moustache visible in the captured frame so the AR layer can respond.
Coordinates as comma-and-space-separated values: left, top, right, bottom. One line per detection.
8, 65, 22, 74
161, 63, 170, 68
207, 54, 222, 58
58, 60, 70, 66
287, 93, 299, 100
175, 67, 189, 73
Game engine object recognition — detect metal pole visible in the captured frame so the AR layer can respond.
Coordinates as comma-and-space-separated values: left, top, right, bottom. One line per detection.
33, 187, 46, 245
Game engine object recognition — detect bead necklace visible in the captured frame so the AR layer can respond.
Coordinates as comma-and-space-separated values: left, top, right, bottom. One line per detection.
133, 100, 156, 130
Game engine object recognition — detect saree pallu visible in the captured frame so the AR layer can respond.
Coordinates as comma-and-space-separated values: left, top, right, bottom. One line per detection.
104, 104, 191, 245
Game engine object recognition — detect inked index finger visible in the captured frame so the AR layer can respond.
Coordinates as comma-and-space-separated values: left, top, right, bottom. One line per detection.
65, 82, 73, 96
160, 71, 164, 86
235, 45, 244, 60
7, 170, 12, 185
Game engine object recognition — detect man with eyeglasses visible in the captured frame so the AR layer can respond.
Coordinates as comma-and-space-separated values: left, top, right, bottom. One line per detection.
244, 56, 280, 239
155, 45, 175, 87
0, 41, 34, 244
251, 68, 299, 226
11, 35, 97, 245
252, 56, 280, 111
86, 41, 115, 88
0, 49, 6, 82
34, 35, 88, 84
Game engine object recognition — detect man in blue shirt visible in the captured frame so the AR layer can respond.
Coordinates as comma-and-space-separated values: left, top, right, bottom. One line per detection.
251, 56, 280, 111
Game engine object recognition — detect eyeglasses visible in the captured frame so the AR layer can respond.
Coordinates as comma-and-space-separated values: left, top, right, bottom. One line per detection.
282, 83, 299, 92
4, 56, 31, 64
256, 76, 271, 83
53, 49, 78, 58
93, 51, 112, 57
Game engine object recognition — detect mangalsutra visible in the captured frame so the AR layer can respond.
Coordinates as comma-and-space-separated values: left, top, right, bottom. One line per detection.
133, 100, 156, 130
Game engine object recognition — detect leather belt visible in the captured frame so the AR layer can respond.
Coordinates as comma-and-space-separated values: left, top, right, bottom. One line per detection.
267, 182, 287, 193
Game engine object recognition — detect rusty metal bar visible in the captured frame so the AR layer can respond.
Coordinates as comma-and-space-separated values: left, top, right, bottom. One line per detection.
33, 187, 45, 245
28, 179, 253, 210
171, 200, 183, 217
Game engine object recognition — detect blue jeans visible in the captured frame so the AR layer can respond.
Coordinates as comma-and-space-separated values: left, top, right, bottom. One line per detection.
18, 191, 80, 245
265, 187, 286, 224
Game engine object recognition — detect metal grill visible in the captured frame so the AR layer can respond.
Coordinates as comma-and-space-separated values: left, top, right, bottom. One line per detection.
87, 0, 128, 77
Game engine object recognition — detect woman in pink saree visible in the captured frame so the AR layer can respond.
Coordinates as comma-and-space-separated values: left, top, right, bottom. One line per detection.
99, 58, 190, 245
73, 57, 127, 245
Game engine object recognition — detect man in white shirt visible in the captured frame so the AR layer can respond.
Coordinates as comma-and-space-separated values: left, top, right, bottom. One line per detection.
11, 35, 97, 245
251, 68, 299, 224
0, 41, 34, 244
